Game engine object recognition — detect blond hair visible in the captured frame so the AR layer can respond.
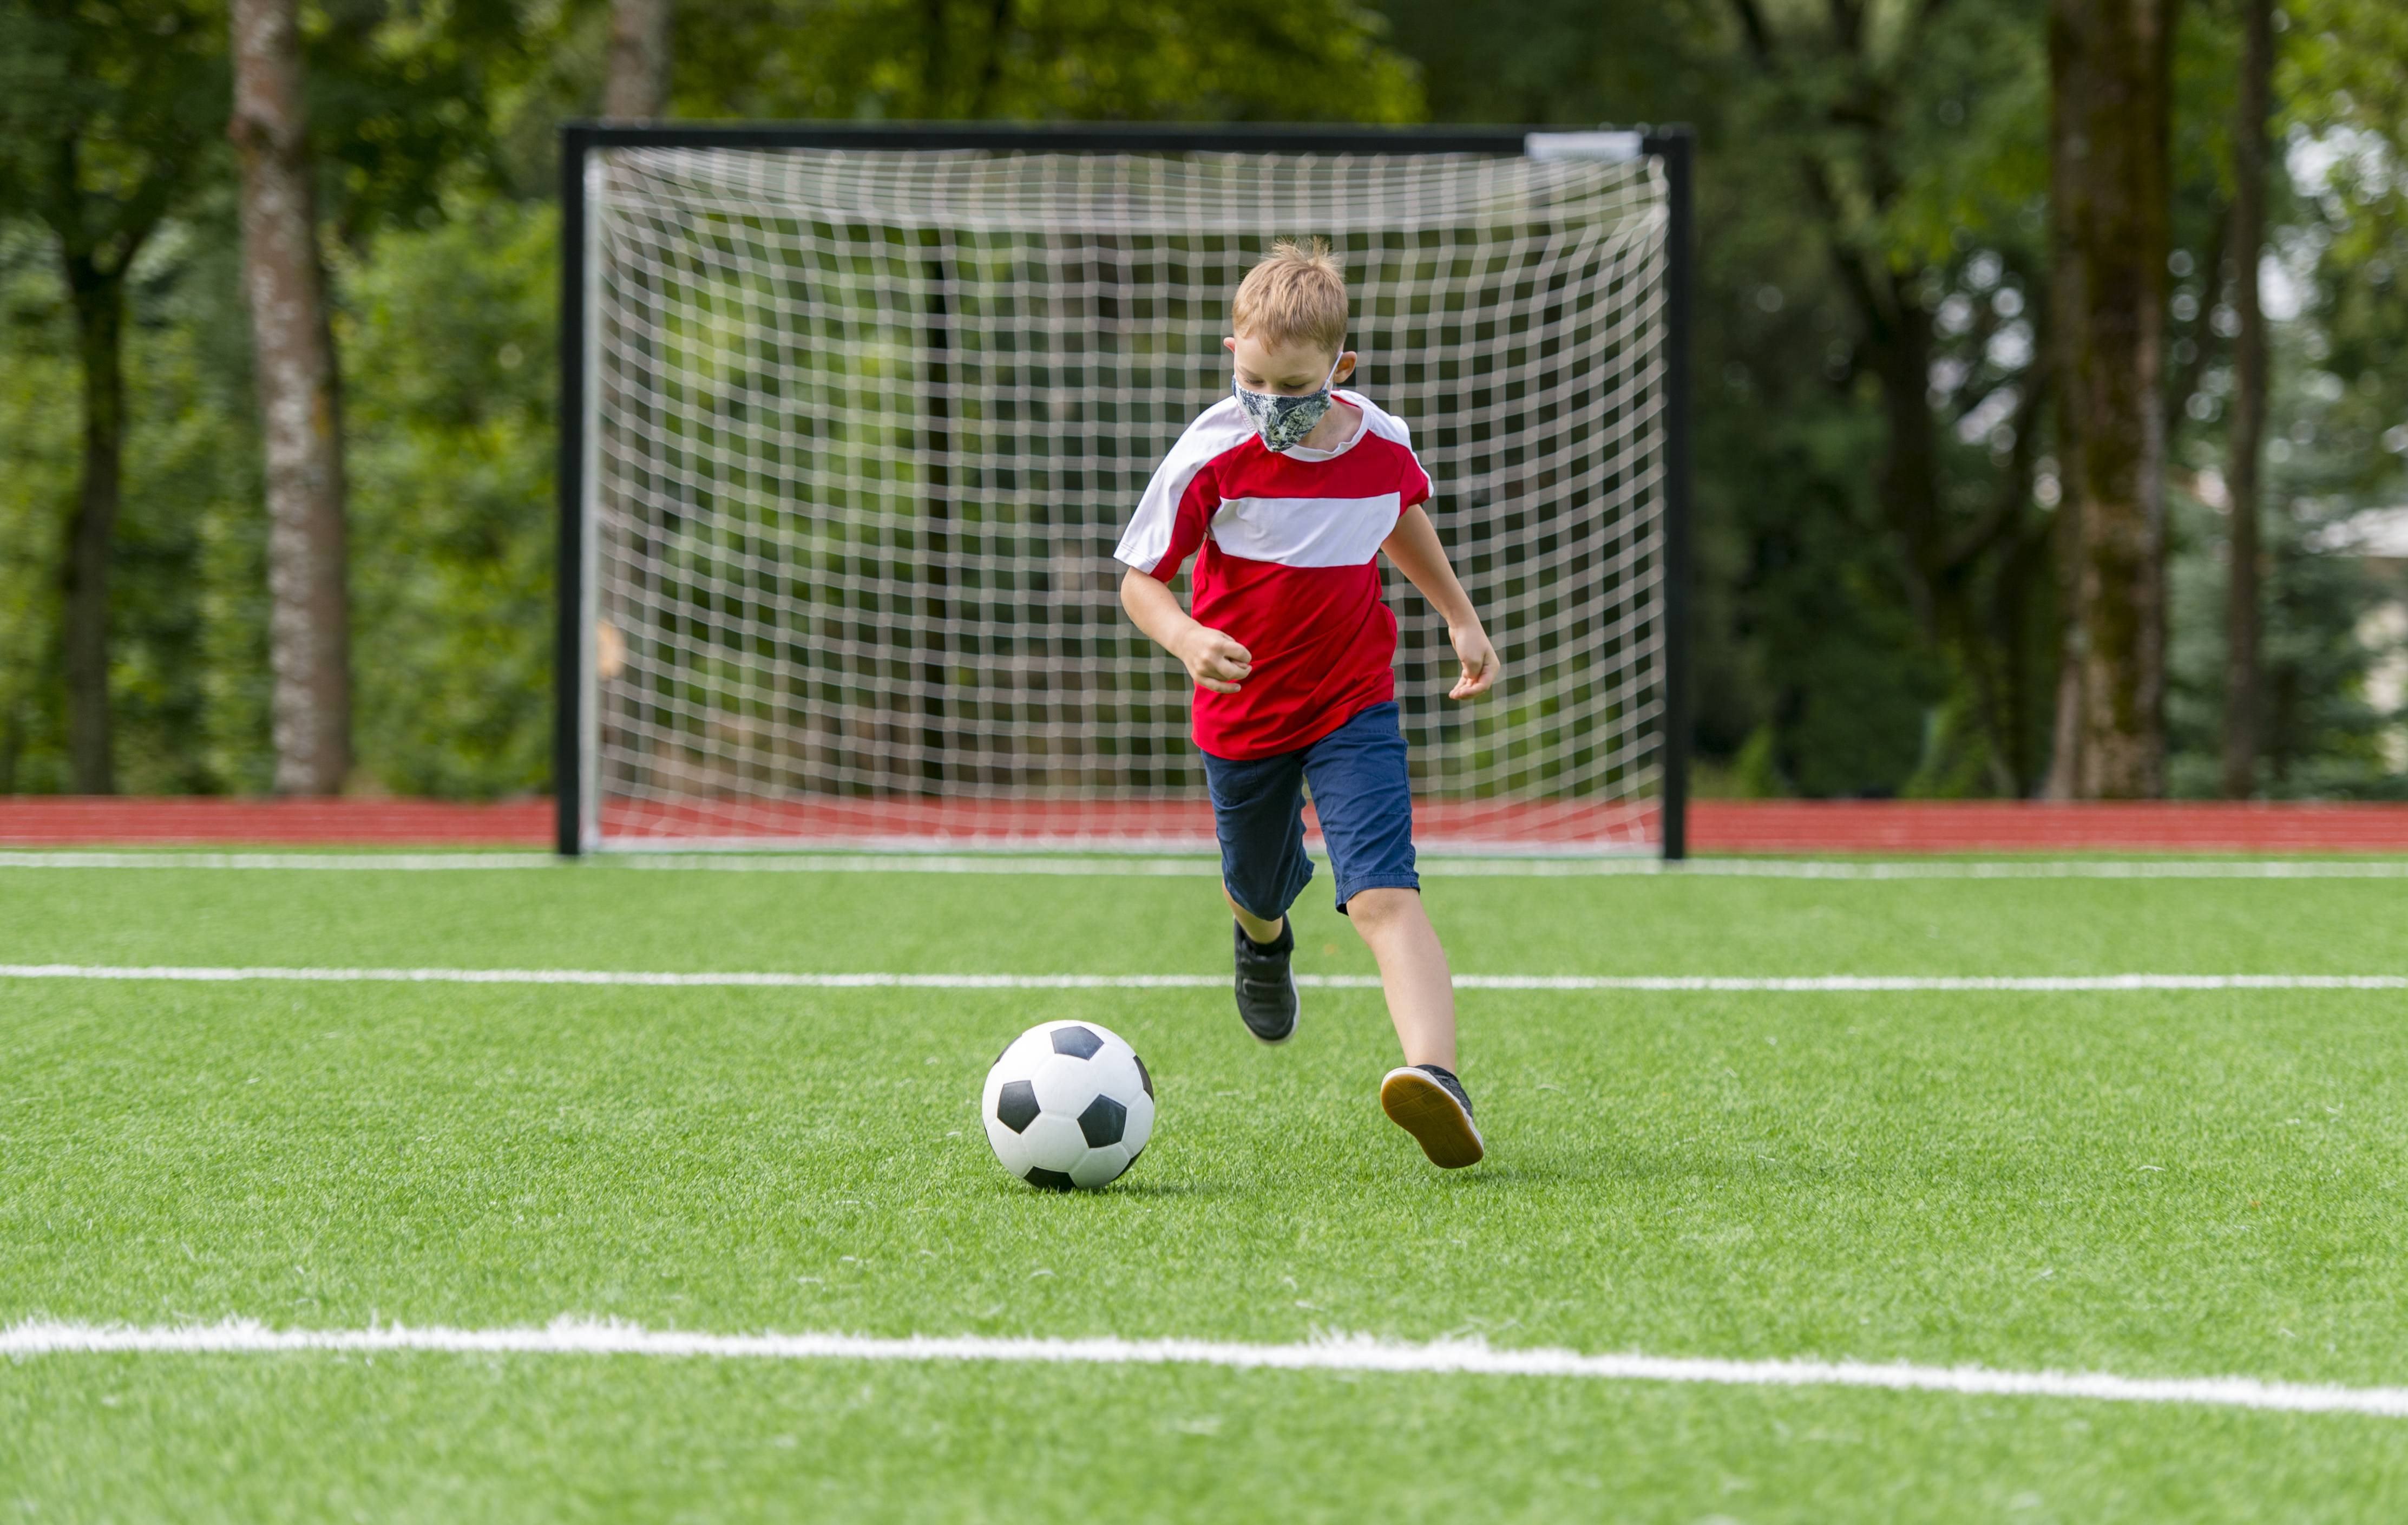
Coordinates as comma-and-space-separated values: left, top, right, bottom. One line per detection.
1232, 238, 1349, 356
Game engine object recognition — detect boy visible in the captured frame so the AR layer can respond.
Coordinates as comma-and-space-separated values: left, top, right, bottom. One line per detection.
1113, 238, 1501, 1169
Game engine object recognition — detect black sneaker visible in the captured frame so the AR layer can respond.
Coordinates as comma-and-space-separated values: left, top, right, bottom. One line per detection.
1232, 919, 1298, 1045
1380, 1064, 1484, 1168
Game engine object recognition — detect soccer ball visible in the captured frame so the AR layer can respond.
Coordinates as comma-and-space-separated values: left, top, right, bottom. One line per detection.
981, 1019, 1155, 1190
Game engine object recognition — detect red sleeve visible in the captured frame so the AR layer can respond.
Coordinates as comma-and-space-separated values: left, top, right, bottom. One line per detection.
1149, 461, 1218, 582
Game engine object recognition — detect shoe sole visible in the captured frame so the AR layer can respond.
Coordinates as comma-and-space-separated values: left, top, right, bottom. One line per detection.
1380, 1068, 1485, 1168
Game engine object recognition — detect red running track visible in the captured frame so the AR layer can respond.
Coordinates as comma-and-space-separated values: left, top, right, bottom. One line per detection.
6, 796, 2408, 853
0, 797, 556, 847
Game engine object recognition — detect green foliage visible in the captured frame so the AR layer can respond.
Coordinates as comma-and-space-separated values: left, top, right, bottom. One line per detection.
0, 210, 269, 795
2146, 0, 2408, 799
1726, 2, 2052, 797
1390, 0, 2067, 798
1387, 0, 2403, 801
2167, 312, 2406, 800
2283, 0, 2408, 202
677, 0, 1423, 123
0, 194, 561, 801
0, 0, 574, 799
302, 0, 562, 242
0, 227, 75, 791
107, 214, 276, 796
0, 0, 228, 236
2162, 551, 2402, 797
340, 200, 559, 798
1373, 0, 1707, 126
0, 0, 233, 791
1878, 0, 2055, 265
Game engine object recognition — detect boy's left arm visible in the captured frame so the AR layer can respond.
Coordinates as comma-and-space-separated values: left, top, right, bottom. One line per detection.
1382, 506, 1500, 699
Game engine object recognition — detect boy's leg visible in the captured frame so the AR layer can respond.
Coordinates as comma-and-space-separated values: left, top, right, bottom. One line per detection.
1301, 702, 1447, 1058
1303, 703, 1481, 1166
1223, 885, 1284, 947
1203, 745, 1314, 927
1201, 745, 1314, 1044
1343, 888, 1455, 1070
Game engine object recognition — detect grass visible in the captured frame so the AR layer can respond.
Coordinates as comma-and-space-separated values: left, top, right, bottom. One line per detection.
4, 858, 2408, 1520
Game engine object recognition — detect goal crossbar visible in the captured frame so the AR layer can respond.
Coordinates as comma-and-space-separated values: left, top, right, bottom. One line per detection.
556, 122, 1693, 858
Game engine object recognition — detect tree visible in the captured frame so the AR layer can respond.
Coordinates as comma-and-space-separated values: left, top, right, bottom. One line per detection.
2219, 0, 2269, 796
606, 0, 673, 119
1575, 0, 2059, 796
1387, 0, 2076, 800
2046, 0, 2180, 799
1376, 0, 2401, 802
232, 0, 351, 795
0, 0, 226, 793
235, 0, 561, 795
1718, 0, 2063, 797
2279, 0, 2408, 507
1388, 0, 2071, 799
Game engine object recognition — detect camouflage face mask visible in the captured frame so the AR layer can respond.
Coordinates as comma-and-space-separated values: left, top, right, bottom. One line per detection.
1232, 354, 1342, 453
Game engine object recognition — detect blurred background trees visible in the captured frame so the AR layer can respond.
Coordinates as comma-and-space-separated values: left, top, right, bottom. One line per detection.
0, 0, 2400, 801
0, 0, 228, 792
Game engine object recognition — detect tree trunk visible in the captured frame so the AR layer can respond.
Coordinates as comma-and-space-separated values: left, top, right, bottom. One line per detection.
2220, 0, 2271, 799
232, 0, 352, 796
603, 0, 673, 119
2048, 0, 2179, 799
60, 254, 125, 795
2043, 17, 2087, 803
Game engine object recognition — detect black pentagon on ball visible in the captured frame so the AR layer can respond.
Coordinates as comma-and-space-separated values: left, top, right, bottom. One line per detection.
1023, 1167, 1076, 1192
995, 1079, 1040, 1134
1049, 1024, 1104, 1060
1077, 1094, 1126, 1148
1133, 1051, 1153, 1099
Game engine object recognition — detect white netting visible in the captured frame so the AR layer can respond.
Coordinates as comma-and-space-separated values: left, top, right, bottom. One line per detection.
580, 143, 1671, 850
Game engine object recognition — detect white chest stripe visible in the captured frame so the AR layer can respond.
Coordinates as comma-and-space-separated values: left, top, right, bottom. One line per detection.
1209, 493, 1402, 568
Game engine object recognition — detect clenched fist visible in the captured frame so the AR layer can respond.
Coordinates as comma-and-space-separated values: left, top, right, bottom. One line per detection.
1175, 627, 1254, 694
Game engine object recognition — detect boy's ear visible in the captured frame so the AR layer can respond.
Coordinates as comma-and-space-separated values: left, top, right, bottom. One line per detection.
1336, 350, 1358, 382
1222, 336, 1238, 354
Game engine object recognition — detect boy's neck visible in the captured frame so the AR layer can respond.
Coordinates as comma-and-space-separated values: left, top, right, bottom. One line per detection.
1296, 396, 1362, 454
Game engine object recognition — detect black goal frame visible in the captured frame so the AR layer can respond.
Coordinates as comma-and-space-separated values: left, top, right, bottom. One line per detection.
555, 121, 1694, 858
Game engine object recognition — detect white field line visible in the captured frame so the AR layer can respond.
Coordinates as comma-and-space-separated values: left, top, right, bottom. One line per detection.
1, 964, 2403, 993
9, 850, 2408, 880
2, 1318, 2402, 1418
0, 851, 1209, 875
0, 852, 1235, 874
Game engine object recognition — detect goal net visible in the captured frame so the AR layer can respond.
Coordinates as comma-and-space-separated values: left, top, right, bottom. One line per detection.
569, 130, 1679, 853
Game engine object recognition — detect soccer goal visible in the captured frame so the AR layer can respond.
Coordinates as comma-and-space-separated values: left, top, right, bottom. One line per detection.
557, 123, 1691, 856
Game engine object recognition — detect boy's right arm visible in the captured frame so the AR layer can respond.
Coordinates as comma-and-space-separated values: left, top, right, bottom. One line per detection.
1120, 568, 1253, 695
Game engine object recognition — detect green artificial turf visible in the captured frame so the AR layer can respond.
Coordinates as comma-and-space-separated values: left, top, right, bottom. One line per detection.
5, 858, 2408, 1520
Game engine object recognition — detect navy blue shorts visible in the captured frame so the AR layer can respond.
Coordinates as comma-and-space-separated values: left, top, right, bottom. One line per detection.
1202, 701, 1420, 919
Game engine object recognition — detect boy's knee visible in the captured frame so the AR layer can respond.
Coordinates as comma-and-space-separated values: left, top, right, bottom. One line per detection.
1344, 886, 1419, 931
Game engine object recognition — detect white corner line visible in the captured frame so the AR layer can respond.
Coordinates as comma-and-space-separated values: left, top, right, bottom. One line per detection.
2, 1319, 2401, 1418
0, 852, 568, 871
0, 964, 2402, 993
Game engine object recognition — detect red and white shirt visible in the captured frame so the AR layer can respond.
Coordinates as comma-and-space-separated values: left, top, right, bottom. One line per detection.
1114, 390, 1433, 760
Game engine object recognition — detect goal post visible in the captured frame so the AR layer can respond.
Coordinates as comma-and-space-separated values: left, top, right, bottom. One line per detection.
556, 122, 1692, 858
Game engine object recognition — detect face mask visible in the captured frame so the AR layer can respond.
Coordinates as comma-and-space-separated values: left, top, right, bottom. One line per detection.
1232, 355, 1342, 453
